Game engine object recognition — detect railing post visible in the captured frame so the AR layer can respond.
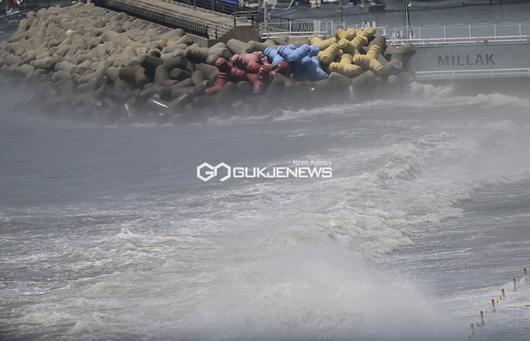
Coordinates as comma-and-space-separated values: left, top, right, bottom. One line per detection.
313, 19, 320, 36
443, 25, 447, 42
468, 24, 471, 38
289, 19, 292, 34
418, 26, 421, 39
264, 0, 269, 39
519, 23, 522, 37
493, 24, 496, 38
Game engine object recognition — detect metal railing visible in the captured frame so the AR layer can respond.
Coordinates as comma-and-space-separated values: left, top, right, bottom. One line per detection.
259, 20, 530, 45
260, 19, 364, 39
232, 10, 261, 27
99, 0, 211, 38
385, 23, 530, 45
169, 0, 259, 16
415, 68, 530, 80
260, 20, 318, 38
266, 20, 317, 33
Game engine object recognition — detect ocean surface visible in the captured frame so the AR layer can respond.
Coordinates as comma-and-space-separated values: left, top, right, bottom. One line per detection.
1, 4, 530, 341
1, 79, 530, 340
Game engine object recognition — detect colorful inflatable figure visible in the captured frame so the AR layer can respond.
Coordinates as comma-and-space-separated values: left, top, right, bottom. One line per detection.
265, 44, 327, 81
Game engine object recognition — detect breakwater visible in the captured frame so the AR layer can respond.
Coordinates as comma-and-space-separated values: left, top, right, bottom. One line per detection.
0, 2, 415, 124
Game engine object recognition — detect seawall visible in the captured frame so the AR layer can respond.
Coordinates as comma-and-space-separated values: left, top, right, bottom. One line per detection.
0, 2, 415, 124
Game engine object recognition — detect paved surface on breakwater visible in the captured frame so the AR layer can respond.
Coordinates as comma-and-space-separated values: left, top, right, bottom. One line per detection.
101, 0, 249, 34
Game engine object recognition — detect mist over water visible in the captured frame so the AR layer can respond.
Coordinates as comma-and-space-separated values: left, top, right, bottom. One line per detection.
2, 75, 530, 340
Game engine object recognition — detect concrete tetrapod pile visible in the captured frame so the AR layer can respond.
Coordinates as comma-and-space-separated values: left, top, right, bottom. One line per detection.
0, 2, 415, 124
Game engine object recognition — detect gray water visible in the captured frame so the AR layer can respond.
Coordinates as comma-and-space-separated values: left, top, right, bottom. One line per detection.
2, 4, 530, 340
1, 79, 530, 340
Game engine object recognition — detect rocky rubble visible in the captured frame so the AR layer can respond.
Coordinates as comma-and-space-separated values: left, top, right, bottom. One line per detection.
0, 2, 415, 124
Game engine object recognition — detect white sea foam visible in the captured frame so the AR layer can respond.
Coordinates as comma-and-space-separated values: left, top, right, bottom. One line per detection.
3, 87, 530, 340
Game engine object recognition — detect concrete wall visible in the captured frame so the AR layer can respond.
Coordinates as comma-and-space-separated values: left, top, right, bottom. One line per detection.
185, 27, 260, 47
217, 26, 260, 44
410, 42, 530, 79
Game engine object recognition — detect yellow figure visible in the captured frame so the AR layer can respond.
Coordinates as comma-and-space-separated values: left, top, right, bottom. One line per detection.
362, 27, 376, 40
308, 35, 337, 51
335, 28, 357, 41
349, 35, 393, 76
338, 34, 369, 55
355, 45, 387, 75
317, 42, 341, 65
328, 53, 362, 77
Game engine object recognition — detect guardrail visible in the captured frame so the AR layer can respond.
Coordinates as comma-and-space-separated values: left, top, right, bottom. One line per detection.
259, 20, 530, 45
385, 23, 530, 45
260, 19, 377, 39
390, 35, 530, 47
98, 0, 210, 38
169, 0, 259, 16
414, 68, 530, 80
260, 20, 346, 39
261, 30, 329, 39
232, 10, 261, 27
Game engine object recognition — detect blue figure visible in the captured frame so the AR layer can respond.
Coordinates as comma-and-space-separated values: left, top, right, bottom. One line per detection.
264, 47, 286, 66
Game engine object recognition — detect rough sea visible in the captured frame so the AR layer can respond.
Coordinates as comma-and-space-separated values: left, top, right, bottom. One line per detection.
1, 3, 530, 340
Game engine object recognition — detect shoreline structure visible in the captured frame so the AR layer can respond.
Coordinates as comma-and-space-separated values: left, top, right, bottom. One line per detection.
0, 2, 414, 124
